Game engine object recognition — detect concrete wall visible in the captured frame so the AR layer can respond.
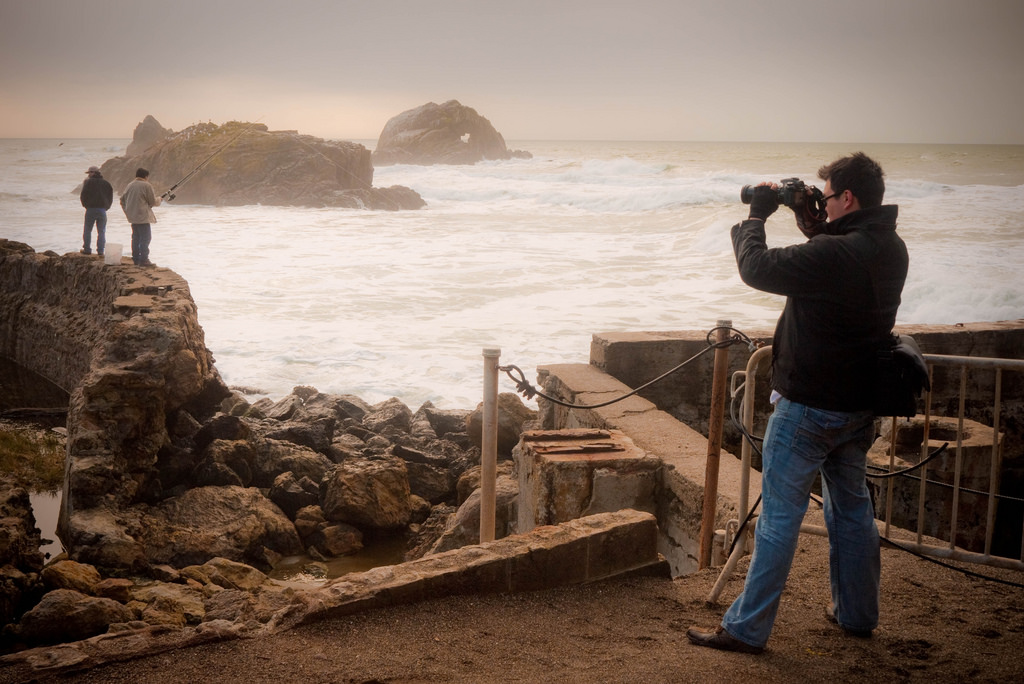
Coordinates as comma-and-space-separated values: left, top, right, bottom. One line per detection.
545, 320, 1024, 565
534, 362, 757, 576
591, 321, 1024, 464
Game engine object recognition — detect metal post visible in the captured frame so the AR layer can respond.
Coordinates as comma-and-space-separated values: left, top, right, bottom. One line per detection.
699, 320, 731, 569
708, 344, 771, 603
480, 348, 501, 543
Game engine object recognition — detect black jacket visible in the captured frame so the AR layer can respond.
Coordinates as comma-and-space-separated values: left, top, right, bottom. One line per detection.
731, 205, 908, 411
80, 174, 113, 210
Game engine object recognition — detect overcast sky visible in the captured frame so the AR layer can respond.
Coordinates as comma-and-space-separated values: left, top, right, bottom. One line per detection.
1, 0, 1022, 143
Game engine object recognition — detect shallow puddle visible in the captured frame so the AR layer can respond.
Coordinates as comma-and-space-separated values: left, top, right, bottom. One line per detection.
269, 534, 409, 582
29, 490, 63, 561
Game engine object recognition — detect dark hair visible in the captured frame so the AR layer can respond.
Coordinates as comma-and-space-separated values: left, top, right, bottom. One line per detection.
817, 152, 885, 208
135, 168, 150, 178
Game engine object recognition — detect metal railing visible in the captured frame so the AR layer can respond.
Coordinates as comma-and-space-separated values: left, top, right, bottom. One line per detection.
709, 347, 1024, 602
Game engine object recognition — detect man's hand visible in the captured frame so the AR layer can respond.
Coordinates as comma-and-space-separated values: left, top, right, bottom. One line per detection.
748, 183, 779, 221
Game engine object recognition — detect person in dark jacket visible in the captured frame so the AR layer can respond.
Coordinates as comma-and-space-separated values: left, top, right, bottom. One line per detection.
79, 166, 113, 255
687, 152, 908, 654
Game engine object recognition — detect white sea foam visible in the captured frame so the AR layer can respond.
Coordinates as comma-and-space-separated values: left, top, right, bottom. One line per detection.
2, 139, 1022, 409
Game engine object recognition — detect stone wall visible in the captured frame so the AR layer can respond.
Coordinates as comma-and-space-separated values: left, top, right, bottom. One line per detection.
0, 242, 121, 392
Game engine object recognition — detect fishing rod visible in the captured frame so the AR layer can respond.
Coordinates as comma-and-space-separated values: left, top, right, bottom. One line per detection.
161, 118, 263, 201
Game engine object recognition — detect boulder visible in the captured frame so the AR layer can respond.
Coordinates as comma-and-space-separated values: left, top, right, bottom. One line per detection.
457, 461, 515, 506
417, 403, 472, 439
326, 432, 366, 463
191, 557, 269, 592
60, 507, 149, 572
363, 397, 414, 435
15, 588, 133, 645
293, 505, 327, 543
192, 438, 256, 488
250, 438, 335, 489
262, 416, 336, 454
391, 443, 465, 504
138, 486, 303, 570
193, 415, 251, 451
373, 100, 531, 165
317, 523, 364, 557
92, 578, 134, 603
40, 560, 101, 594
130, 581, 206, 625
102, 117, 425, 210
321, 457, 412, 529
427, 474, 519, 555
466, 392, 538, 458
268, 472, 320, 519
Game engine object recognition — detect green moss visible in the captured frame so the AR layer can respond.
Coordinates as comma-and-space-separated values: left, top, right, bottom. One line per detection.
0, 429, 64, 493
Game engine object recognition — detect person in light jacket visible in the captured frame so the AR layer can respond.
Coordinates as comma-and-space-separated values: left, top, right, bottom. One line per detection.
119, 167, 161, 266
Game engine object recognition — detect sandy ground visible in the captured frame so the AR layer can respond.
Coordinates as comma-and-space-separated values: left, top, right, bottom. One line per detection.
22, 524, 1021, 684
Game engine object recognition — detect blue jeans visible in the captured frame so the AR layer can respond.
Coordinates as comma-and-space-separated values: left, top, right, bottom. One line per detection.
83, 208, 107, 253
721, 397, 880, 648
131, 223, 151, 264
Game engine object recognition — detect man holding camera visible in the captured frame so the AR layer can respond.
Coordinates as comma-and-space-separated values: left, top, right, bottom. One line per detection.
687, 152, 908, 654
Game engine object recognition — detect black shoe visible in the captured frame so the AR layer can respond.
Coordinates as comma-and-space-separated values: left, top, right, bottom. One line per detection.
97, 250, 104, 256
686, 626, 764, 655
825, 605, 873, 638
140, 260, 155, 267
80, 248, 92, 255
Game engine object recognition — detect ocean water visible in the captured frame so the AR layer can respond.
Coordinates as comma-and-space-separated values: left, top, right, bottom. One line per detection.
2, 139, 1023, 411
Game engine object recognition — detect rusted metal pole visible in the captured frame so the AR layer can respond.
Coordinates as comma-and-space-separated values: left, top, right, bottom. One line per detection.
480, 348, 501, 543
699, 320, 731, 569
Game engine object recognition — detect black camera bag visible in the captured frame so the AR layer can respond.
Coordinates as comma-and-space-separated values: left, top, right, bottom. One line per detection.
873, 333, 930, 417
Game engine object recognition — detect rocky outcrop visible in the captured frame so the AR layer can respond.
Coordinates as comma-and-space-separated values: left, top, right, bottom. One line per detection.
125, 115, 173, 157
373, 100, 531, 165
103, 117, 425, 210
0, 240, 545, 656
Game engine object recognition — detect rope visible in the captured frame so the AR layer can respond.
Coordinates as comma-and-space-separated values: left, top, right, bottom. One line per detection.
866, 443, 949, 479
866, 463, 1024, 503
499, 326, 758, 410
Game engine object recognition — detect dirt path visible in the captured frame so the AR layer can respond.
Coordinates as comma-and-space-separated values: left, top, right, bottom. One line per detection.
30, 528, 1023, 684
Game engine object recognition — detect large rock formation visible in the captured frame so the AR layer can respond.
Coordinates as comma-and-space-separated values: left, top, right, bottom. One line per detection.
102, 117, 425, 210
373, 100, 531, 165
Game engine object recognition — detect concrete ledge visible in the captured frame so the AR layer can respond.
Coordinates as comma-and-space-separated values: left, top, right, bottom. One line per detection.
297, 508, 665, 625
536, 362, 758, 576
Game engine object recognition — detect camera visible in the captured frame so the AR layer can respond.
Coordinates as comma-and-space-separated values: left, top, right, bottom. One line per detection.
740, 177, 824, 212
